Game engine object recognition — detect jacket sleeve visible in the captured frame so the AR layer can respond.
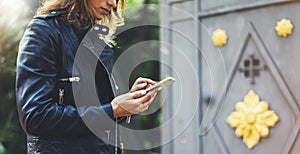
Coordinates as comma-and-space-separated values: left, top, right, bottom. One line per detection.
16, 19, 115, 137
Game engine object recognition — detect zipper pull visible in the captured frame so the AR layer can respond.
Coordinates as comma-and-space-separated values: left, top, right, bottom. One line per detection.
59, 77, 80, 82
59, 89, 64, 104
69, 77, 80, 82
105, 129, 111, 142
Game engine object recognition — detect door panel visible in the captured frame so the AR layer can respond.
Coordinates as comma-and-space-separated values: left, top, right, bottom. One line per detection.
203, 28, 299, 153
200, 1, 300, 153
161, 0, 300, 153
249, 3, 300, 106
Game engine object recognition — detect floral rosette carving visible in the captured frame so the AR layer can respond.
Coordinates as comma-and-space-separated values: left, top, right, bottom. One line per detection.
212, 29, 228, 47
275, 18, 294, 37
227, 90, 279, 149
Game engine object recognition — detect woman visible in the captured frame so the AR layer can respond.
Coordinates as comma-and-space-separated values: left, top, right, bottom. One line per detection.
16, 0, 158, 153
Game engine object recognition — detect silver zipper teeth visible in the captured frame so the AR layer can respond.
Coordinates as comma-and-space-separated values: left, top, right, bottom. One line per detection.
83, 42, 121, 154
83, 43, 116, 96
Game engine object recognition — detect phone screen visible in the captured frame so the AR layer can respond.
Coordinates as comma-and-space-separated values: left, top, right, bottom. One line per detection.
146, 77, 176, 92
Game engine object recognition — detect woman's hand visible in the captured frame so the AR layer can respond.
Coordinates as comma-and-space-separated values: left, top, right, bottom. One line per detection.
111, 77, 159, 117
130, 77, 156, 92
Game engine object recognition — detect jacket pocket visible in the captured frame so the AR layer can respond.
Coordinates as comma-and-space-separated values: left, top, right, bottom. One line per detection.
57, 76, 80, 105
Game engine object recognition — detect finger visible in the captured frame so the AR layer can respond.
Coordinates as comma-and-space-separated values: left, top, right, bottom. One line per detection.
131, 77, 157, 92
142, 100, 152, 108
130, 82, 148, 92
133, 93, 151, 104
145, 82, 156, 89
133, 95, 155, 114
138, 82, 148, 88
136, 77, 157, 84
131, 90, 147, 99
140, 94, 157, 111
147, 88, 159, 97
145, 93, 156, 105
142, 91, 158, 107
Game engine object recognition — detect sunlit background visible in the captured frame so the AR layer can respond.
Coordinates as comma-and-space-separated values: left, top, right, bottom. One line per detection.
0, 0, 160, 153
0, 0, 30, 153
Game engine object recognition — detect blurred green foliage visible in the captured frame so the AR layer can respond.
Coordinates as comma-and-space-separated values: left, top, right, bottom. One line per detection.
114, 0, 161, 153
0, 0, 160, 153
0, 0, 30, 153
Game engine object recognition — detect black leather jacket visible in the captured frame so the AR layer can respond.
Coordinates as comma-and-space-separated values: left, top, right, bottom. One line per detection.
16, 10, 120, 153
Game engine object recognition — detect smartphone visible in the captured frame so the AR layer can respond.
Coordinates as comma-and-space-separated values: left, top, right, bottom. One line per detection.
126, 77, 175, 124
145, 77, 176, 92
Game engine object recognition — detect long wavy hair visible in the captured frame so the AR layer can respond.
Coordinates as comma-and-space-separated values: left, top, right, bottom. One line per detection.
37, 0, 125, 44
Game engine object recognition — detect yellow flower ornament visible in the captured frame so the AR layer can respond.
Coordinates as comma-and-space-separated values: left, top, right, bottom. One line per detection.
212, 29, 228, 47
227, 90, 279, 149
275, 18, 294, 37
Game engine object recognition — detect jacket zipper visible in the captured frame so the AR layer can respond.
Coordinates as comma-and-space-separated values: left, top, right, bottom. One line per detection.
83, 43, 121, 154
58, 77, 81, 105
83, 43, 117, 96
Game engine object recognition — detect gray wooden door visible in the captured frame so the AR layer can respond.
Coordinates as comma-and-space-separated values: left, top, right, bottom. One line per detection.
160, 0, 300, 153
